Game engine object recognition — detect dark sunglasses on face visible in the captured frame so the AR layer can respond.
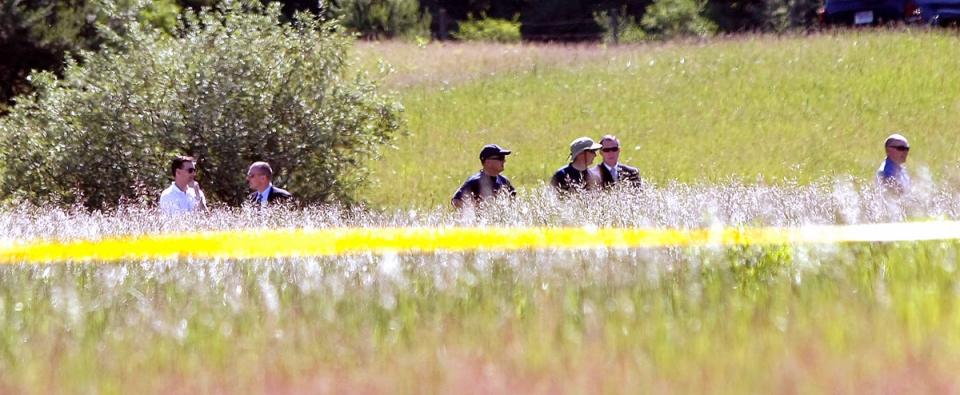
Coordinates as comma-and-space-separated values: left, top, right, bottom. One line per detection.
486, 156, 505, 162
889, 146, 909, 152
184, 167, 196, 174
601, 147, 620, 153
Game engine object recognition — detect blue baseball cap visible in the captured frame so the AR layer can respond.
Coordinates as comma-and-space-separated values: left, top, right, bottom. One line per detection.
479, 144, 511, 160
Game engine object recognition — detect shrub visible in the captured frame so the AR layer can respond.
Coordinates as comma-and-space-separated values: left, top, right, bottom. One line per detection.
0, 1, 403, 209
762, 0, 822, 32
453, 15, 521, 43
641, 0, 717, 39
0, 0, 181, 112
329, 0, 431, 39
594, 8, 647, 44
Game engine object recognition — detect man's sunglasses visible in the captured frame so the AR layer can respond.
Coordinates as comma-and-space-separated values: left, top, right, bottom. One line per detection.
601, 147, 620, 153
485, 156, 506, 161
889, 146, 910, 152
183, 167, 196, 174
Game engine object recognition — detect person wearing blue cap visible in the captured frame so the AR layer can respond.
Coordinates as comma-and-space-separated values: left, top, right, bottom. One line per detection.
876, 133, 911, 195
451, 144, 516, 208
551, 137, 601, 193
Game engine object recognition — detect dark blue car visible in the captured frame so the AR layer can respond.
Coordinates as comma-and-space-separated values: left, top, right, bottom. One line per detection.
821, 0, 916, 25
916, 0, 960, 25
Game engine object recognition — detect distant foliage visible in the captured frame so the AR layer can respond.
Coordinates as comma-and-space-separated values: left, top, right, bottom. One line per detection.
0, 2, 403, 209
519, 0, 603, 41
594, 8, 647, 44
762, 0, 822, 32
453, 15, 521, 43
0, 0, 181, 112
641, 0, 717, 38
329, 0, 431, 39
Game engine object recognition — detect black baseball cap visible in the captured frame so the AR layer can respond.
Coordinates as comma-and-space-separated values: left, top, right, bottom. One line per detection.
479, 144, 511, 160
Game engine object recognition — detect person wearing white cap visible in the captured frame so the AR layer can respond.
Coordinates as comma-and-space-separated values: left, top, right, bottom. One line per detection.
551, 137, 601, 193
876, 133, 911, 194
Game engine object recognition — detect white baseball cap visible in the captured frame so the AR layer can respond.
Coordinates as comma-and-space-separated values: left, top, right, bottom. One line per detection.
884, 133, 909, 148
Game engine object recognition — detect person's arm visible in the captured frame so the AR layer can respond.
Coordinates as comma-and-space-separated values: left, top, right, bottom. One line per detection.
625, 167, 642, 188
452, 180, 470, 209
189, 181, 207, 210
550, 170, 563, 190
586, 167, 601, 189
279, 189, 295, 206
876, 163, 894, 188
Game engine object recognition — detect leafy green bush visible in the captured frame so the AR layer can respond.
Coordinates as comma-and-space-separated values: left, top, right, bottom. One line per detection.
453, 15, 521, 43
0, 1, 403, 209
329, 0, 431, 39
641, 0, 717, 39
761, 0, 822, 32
0, 0, 181, 112
594, 8, 647, 44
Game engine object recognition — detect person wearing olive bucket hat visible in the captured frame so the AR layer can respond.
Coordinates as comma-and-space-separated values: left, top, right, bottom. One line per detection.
550, 137, 601, 193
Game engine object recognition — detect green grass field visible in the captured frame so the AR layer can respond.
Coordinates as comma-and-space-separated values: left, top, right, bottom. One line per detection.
5, 30, 960, 393
355, 31, 960, 209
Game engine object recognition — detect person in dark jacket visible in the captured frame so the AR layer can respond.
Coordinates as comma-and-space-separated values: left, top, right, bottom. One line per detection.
452, 144, 516, 208
595, 134, 642, 189
551, 137, 601, 193
246, 161, 293, 207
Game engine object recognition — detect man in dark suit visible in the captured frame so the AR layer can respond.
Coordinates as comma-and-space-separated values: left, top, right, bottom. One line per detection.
246, 161, 293, 207
595, 135, 641, 189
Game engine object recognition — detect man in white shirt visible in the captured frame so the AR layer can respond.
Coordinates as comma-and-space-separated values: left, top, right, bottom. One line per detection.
246, 161, 293, 208
595, 134, 642, 189
159, 155, 207, 214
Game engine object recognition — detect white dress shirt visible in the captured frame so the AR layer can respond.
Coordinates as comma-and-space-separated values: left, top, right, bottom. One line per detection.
159, 182, 206, 214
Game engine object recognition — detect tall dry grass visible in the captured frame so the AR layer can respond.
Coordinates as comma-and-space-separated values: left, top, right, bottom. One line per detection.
3, 185, 960, 393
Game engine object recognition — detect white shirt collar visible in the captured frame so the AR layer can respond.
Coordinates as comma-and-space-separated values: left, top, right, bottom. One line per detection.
171, 182, 188, 194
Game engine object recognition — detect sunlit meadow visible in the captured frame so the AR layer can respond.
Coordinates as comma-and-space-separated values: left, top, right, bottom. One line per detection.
354, 30, 960, 210
5, 30, 960, 393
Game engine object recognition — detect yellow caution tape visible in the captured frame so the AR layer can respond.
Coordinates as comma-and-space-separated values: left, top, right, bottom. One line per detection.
1, 221, 960, 264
